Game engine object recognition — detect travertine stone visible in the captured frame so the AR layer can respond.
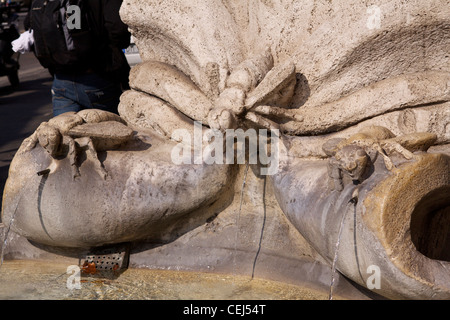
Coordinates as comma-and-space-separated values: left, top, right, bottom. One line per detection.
2, 0, 450, 300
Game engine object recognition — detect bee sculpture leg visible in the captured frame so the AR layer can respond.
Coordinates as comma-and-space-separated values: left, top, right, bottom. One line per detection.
75, 137, 108, 180
67, 137, 81, 180
380, 141, 416, 160
327, 157, 344, 191
353, 140, 396, 171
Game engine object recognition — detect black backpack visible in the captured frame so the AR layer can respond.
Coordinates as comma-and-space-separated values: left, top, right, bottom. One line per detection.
30, 0, 102, 71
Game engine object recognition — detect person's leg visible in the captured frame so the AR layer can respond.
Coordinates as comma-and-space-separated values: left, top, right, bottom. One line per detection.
75, 73, 123, 114
52, 74, 82, 116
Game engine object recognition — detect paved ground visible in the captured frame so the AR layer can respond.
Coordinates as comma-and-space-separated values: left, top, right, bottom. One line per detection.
0, 11, 54, 215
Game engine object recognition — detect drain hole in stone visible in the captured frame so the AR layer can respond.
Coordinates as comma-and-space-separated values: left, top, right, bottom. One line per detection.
410, 186, 450, 262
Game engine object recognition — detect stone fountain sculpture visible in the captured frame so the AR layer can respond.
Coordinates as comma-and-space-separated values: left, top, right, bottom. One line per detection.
2, 0, 450, 299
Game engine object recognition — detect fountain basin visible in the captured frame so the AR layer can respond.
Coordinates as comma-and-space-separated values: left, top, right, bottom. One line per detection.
0, 259, 340, 300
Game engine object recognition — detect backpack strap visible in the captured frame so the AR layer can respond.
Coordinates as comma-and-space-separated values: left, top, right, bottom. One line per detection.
59, 0, 75, 51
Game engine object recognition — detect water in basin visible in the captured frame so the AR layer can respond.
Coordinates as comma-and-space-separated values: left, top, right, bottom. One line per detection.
0, 259, 338, 300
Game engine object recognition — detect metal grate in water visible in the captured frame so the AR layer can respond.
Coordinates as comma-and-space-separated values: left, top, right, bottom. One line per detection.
80, 243, 130, 279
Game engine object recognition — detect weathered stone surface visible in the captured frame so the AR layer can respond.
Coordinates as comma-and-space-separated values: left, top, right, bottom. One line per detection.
272, 146, 450, 299
2, 0, 450, 300
2, 130, 233, 247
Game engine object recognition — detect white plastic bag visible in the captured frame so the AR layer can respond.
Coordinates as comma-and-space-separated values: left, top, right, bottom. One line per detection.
11, 30, 34, 54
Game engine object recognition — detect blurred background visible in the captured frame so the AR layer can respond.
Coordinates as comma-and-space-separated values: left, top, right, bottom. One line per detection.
0, 0, 141, 214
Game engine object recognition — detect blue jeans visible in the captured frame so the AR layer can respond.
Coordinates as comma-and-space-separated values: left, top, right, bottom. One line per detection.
51, 73, 123, 116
